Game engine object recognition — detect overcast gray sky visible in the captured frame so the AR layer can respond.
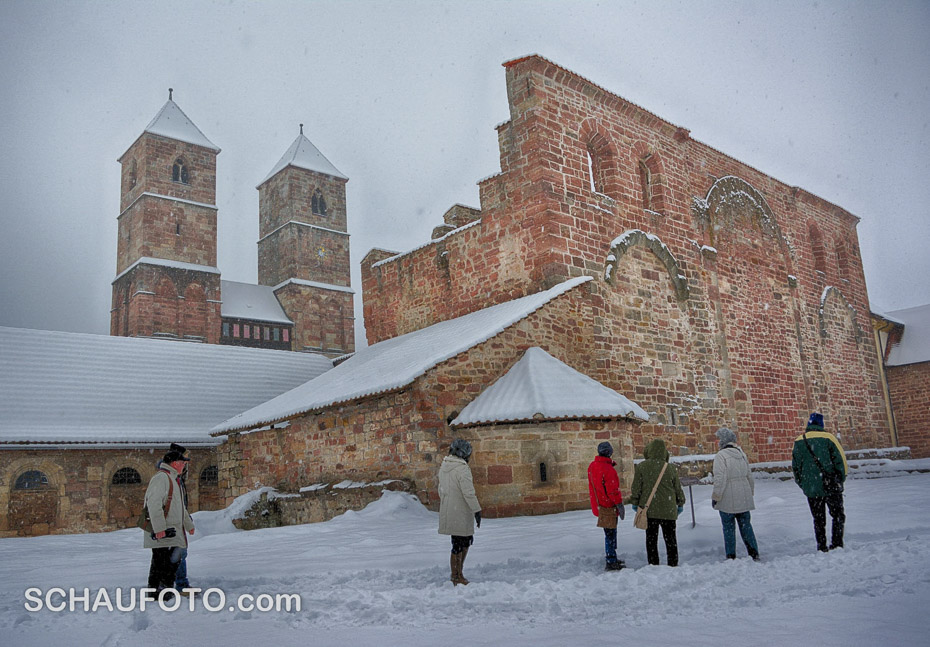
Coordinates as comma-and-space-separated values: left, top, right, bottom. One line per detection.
1, 0, 928, 349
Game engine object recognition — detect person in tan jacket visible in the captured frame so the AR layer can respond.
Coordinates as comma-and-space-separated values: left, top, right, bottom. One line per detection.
438, 439, 482, 585
143, 445, 195, 596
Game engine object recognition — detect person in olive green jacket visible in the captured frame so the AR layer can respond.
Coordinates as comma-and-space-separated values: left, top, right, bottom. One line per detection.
792, 412, 848, 552
628, 439, 686, 566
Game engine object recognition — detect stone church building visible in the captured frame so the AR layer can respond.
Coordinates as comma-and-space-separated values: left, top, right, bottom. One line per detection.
212, 55, 893, 516
2, 55, 901, 535
110, 93, 355, 358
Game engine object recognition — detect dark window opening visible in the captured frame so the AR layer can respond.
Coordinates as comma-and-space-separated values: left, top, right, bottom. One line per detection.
172, 158, 190, 184
311, 189, 327, 216
14, 470, 50, 490
200, 465, 218, 486
539, 462, 548, 483
111, 467, 142, 485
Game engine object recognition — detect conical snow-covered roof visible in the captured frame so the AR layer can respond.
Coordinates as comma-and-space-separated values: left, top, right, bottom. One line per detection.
450, 347, 648, 427
142, 97, 220, 152
259, 130, 347, 187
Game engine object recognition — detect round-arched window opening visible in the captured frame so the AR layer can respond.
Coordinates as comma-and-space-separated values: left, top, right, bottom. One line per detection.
14, 470, 51, 490
172, 158, 190, 184
311, 188, 327, 216
200, 465, 218, 486
111, 467, 142, 486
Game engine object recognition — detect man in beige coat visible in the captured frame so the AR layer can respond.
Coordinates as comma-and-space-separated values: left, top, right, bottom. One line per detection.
143, 445, 195, 596
438, 439, 482, 585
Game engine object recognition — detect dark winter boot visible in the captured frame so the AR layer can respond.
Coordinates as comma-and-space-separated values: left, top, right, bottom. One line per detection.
748, 549, 760, 562
605, 560, 625, 571
726, 554, 736, 560
450, 553, 458, 584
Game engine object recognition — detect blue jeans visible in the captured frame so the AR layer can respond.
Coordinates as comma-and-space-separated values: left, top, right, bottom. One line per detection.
173, 547, 189, 588
603, 528, 618, 563
719, 511, 759, 557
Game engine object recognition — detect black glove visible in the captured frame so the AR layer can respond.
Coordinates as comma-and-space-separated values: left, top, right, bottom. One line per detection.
475, 511, 481, 528
617, 504, 626, 521
711, 500, 718, 509
151, 527, 177, 540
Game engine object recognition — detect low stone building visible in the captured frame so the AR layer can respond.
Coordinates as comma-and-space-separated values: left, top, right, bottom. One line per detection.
0, 326, 331, 536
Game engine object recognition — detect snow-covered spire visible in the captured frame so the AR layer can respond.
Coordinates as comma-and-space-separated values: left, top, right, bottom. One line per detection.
258, 127, 347, 187
142, 92, 220, 152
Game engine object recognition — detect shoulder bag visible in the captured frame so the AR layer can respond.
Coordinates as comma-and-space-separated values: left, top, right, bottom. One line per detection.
634, 463, 668, 530
136, 469, 175, 532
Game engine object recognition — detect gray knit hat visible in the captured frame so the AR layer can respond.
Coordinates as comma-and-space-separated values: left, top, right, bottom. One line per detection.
449, 438, 472, 459
715, 427, 738, 447
597, 441, 614, 457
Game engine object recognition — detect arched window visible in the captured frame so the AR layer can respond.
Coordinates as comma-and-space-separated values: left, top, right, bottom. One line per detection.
835, 236, 850, 280
111, 467, 142, 485
586, 143, 604, 193
200, 465, 218, 486
809, 223, 827, 275
172, 158, 190, 184
311, 189, 327, 216
14, 470, 51, 490
639, 158, 653, 211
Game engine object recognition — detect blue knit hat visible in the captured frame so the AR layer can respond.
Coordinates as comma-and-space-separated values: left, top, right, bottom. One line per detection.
597, 441, 613, 457
807, 412, 824, 430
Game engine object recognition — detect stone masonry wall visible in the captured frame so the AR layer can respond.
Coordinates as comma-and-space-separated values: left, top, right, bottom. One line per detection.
1, 447, 220, 537
360, 55, 890, 461
887, 362, 930, 458
457, 419, 636, 518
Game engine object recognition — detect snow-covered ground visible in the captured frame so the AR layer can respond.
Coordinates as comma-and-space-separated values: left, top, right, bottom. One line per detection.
3, 463, 930, 646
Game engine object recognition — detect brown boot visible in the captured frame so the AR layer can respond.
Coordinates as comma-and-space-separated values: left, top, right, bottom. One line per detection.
450, 553, 458, 584
454, 548, 470, 585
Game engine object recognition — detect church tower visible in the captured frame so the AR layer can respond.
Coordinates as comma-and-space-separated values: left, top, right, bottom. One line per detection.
110, 91, 222, 343
257, 125, 354, 356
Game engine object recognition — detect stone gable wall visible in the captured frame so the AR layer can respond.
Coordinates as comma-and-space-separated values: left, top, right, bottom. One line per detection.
360, 56, 890, 462
887, 362, 930, 458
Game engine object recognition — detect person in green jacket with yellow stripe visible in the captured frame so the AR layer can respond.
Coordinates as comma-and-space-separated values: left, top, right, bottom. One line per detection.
792, 412, 848, 552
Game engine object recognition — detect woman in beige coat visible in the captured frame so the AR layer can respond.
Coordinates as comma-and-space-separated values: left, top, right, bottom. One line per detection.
711, 427, 759, 561
143, 447, 195, 595
438, 439, 482, 585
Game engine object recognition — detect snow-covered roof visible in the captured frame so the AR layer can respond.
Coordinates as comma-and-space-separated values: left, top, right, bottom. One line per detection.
213, 276, 592, 434
450, 347, 648, 427
113, 257, 220, 283
258, 133, 347, 187
221, 281, 292, 324
142, 99, 220, 152
0, 327, 332, 447
886, 304, 930, 366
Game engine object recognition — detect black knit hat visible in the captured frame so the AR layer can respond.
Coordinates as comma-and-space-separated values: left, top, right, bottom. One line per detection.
597, 441, 614, 457
163, 443, 190, 464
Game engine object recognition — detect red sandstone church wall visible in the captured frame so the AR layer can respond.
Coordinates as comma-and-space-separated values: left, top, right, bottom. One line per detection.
887, 362, 930, 458
359, 56, 890, 460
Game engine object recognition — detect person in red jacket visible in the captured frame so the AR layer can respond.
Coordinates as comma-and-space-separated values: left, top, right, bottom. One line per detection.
587, 441, 626, 570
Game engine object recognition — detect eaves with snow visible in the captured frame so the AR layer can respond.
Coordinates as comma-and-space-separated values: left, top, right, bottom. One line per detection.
0, 327, 331, 448
212, 276, 592, 435
886, 304, 930, 366
221, 280, 293, 324
450, 346, 648, 427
